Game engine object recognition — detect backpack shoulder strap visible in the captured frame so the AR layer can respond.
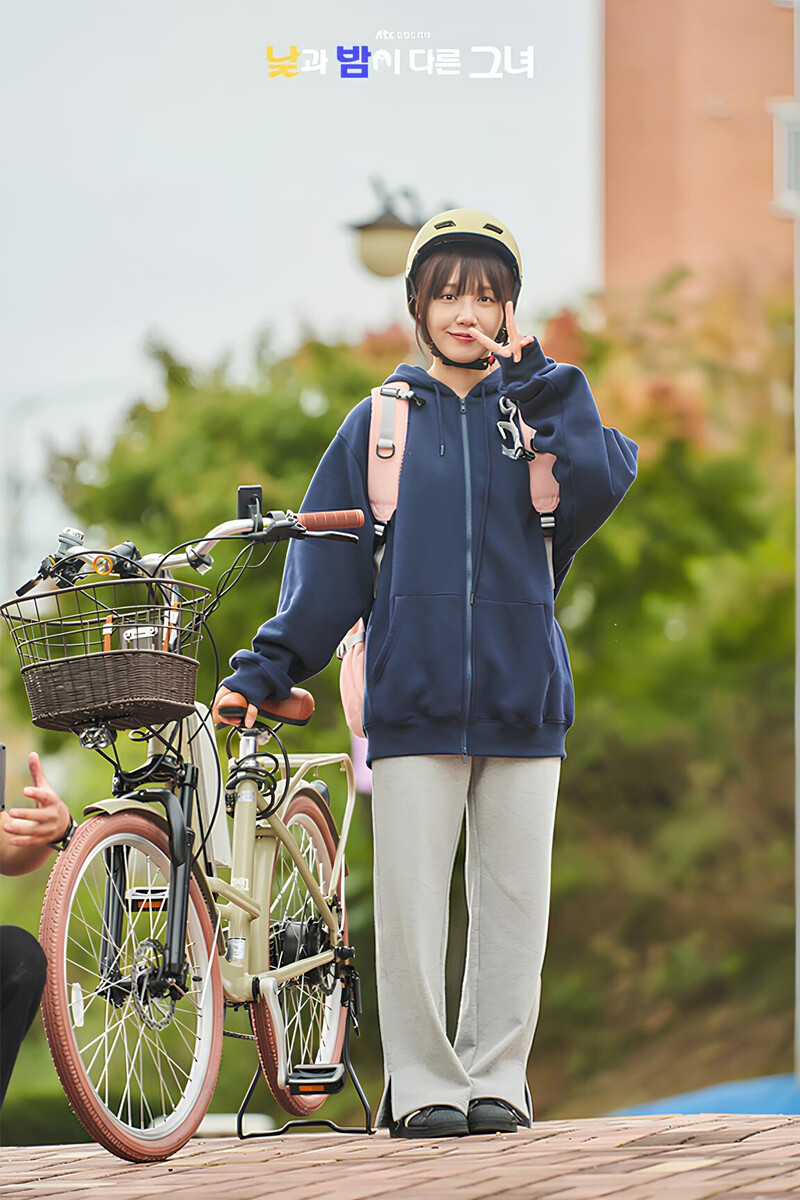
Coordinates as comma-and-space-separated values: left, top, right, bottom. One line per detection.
516, 413, 559, 513
367, 383, 414, 524
517, 413, 559, 592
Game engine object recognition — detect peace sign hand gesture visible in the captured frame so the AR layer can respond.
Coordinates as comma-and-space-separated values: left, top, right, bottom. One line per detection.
468, 301, 537, 364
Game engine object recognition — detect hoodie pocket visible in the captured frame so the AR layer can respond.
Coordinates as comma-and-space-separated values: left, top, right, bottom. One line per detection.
472, 599, 557, 725
368, 593, 464, 723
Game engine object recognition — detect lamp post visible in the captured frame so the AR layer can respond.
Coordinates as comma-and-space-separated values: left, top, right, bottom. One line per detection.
349, 178, 424, 278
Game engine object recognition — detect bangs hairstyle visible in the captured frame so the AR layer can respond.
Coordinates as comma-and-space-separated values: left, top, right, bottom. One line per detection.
412, 245, 516, 359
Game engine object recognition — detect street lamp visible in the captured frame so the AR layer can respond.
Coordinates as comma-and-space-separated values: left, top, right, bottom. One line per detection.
349, 179, 423, 278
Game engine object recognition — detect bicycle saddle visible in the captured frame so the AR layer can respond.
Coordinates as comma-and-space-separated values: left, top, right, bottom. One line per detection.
217, 688, 315, 727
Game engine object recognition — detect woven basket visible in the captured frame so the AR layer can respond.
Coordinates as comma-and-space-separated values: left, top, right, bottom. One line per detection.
1, 577, 210, 733
21, 651, 201, 732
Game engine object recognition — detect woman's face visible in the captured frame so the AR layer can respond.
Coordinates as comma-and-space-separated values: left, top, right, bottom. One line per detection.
424, 277, 506, 363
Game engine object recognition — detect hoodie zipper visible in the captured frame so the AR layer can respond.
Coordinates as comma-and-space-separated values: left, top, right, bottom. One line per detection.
459, 396, 473, 763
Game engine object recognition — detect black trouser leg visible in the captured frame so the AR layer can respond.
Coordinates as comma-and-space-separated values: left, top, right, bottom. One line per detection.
0, 925, 47, 1108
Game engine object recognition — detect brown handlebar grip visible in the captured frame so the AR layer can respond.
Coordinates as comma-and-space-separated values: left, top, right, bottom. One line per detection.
215, 691, 250, 727
218, 704, 247, 722
297, 509, 365, 531
217, 688, 315, 728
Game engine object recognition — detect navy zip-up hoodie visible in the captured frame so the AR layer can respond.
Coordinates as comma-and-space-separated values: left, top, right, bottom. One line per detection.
222, 339, 638, 765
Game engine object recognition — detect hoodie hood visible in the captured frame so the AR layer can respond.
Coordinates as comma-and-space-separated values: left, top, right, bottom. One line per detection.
383, 362, 504, 400
383, 363, 504, 459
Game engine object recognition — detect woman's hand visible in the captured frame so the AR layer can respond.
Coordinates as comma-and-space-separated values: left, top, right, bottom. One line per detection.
2, 753, 73, 847
212, 686, 259, 730
468, 301, 536, 363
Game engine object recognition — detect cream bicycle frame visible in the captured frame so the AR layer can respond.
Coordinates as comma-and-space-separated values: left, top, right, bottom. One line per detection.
206, 731, 357, 1086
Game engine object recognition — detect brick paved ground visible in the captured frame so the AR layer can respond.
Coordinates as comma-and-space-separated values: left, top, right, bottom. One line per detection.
2, 1115, 800, 1199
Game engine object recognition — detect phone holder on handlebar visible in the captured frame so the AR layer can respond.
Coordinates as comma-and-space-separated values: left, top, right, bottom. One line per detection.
237, 484, 264, 533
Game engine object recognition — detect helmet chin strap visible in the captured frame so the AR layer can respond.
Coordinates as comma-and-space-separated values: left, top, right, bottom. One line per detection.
430, 343, 494, 371
429, 324, 507, 372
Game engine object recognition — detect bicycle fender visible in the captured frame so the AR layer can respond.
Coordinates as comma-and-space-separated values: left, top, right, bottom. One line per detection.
84, 797, 164, 820
83, 796, 185, 863
290, 786, 348, 878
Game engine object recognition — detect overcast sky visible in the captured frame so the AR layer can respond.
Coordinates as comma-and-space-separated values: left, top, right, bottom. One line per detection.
2, 0, 602, 395
1, 0, 601, 589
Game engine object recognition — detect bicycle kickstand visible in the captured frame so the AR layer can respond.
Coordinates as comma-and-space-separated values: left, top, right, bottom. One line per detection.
236, 966, 373, 1139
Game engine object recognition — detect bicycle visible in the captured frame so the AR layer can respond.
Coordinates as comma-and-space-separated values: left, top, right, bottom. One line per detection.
0, 490, 369, 1162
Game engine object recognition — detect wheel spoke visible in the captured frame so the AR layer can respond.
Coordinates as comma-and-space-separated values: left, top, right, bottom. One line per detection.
94, 1008, 127, 1102
142, 1026, 191, 1090
141, 1027, 178, 1114
160, 1007, 200, 1060
116, 1014, 149, 1125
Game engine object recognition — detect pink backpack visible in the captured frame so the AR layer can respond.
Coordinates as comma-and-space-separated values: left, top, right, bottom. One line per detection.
337, 382, 560, 738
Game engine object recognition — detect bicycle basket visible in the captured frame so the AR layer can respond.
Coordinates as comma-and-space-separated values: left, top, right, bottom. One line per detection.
0, 578, 211, 732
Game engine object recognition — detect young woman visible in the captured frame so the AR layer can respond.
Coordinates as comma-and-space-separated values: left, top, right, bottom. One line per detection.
213, 210, 638, 1138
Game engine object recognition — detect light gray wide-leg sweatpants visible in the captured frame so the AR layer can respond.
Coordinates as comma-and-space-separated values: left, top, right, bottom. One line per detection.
371, 754, 561, 1127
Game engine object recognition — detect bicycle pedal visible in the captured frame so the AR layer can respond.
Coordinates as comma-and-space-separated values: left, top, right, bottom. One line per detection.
287, 1063, 345, 1095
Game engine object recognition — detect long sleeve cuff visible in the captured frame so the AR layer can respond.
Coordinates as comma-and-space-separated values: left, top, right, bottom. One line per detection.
497, 338, 555, 399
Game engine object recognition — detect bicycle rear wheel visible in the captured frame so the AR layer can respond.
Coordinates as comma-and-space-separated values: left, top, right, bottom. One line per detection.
249, 789, 348, 1115
39, 813, 223, 1162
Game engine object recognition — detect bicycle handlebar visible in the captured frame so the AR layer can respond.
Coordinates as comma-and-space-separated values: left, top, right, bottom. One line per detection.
14, 508, 366, 596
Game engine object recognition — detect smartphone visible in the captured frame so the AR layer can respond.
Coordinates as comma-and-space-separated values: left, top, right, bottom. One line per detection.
237, 485, 263, 523
0, 743, 6, 812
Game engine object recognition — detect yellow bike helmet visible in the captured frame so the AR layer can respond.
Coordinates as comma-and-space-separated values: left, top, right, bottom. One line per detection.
405, 208, 523, 318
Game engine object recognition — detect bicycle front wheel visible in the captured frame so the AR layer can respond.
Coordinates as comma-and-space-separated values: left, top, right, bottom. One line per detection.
39, 813, 224, 1162
249, 789, 348, 1115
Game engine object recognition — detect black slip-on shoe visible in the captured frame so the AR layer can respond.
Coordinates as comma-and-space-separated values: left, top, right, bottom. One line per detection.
467, 1098, 531, 1135
389, 1105, 470, 1139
